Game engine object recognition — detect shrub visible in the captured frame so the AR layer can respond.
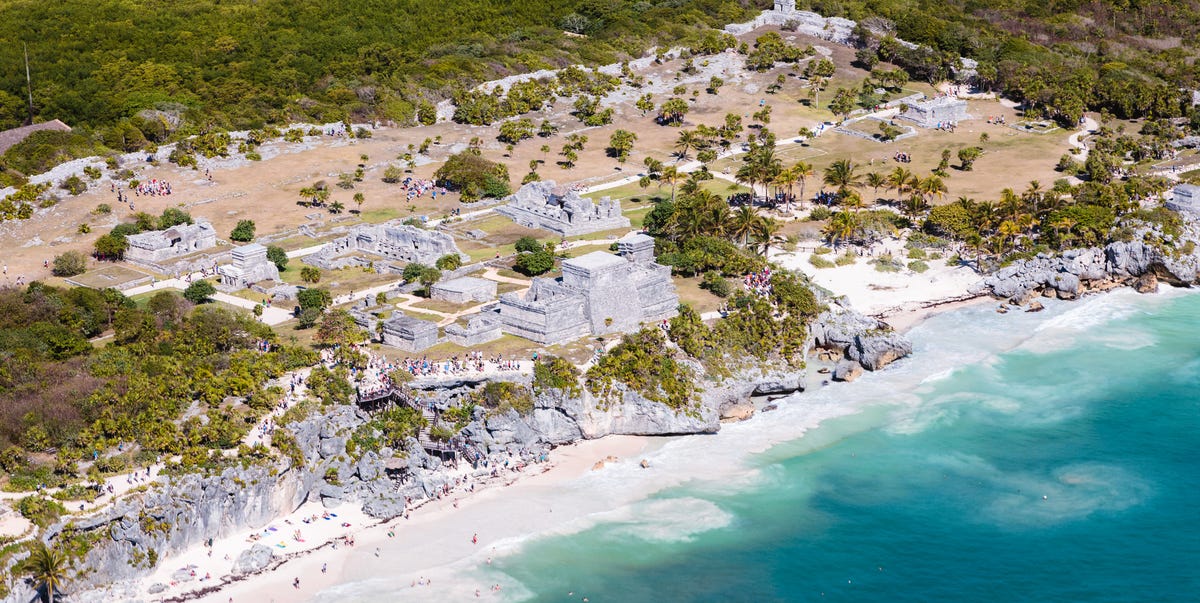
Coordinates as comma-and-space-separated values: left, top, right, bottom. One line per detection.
834, 251, 857, 266
813, 245, 832, 255
60, 175, 87, 195
514, 236, 543, 253
93, 203, 112, 215
435, 254, 463, 271
514, 250, 555, 276
300, 266, 321, 283
908, 260, 930, 273
700, 271, 731, 297
808, 206, 832, 221
532, 356, 581, 397
183, 280, 217, 304
230, 219, 256, 242
51, 251, 87, 277
266, 245, 288, 271
906, 247, 927, 259
808, 254, 835, 268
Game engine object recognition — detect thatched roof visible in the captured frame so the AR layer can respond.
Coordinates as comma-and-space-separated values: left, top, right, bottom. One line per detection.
0, 119, 71, 155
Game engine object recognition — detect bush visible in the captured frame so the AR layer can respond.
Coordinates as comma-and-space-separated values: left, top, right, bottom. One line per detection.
908, 260, 930, 273
813, 245, 832, 255
300, 266, 321, 283
435, 254, 463, 271
230, 219, 256, 242
700, 271, 731, 297
514, 236, 543, 253
93, 203, 112, 215
808, 254, 835, 268
297, 287, 332, 313
514, 250, 555, 276
51, 251, 87, 277
834, 251, 857, 266
183, 280, 217, 304
266, 245, 288, 271
433, 150, 511, 202
808, 206, 832, 221
60, 175, 87, 195
906, 247, 927, 259
532, 356, 581, 397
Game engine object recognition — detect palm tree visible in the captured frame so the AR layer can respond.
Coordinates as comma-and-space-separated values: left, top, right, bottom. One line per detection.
793, 161, 814, 209
729, 205, 759, 246
661, 165, 681, 203
823, 210, 858, 249
915, 174, 947, 207
674, 129, 700, 162
839, 189, 865, 210
752, 217, 783, 256
865, 171, 886, 205
27, 543, 68, 603
823, 159, 862, 195
888, 166, 915, 200
998, 219, 1021, 255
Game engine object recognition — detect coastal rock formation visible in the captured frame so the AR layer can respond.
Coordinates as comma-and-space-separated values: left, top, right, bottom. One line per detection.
977, 231, 1200, 301
833, 360, 864, 382
232, 544, 274, 575
558, 385, 720, 438
810, 308, 913, 371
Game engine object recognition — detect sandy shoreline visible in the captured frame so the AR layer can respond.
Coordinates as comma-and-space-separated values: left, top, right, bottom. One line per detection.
145, 435, 657, 603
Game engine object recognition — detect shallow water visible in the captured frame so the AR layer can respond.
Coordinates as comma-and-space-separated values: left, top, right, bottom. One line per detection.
317, 289, 1200, 602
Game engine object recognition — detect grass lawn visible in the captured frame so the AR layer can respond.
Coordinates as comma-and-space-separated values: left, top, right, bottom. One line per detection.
496, 282, 525, 295
673, 275, 727, 314
409, 298, 473, 314
357, 207, 402, 224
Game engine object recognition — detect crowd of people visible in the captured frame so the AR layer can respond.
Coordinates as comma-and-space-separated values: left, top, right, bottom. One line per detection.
743, 267, 774, 297
400, 177, 445, 201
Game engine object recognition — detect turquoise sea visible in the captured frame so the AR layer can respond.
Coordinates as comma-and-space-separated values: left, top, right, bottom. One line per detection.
319, 289, 1200, 602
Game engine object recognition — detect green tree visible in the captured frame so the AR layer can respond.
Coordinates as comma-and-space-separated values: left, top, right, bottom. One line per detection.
515, 236, 543, 253
607, 129, 638, 162
266, 245, 288, 271
183, 280, 217, 304
230, 219, 256, 242
434, 150, 511, 202
300, 266, 321, 283
51, 251, 87, 277
317, 309, 367, 347
828, 88, 857, 121
298, 287, 333, 313
25, 542, 69, 603
514, 250, 555, 276
659, 97, 689, 126
435, 253, 463, 271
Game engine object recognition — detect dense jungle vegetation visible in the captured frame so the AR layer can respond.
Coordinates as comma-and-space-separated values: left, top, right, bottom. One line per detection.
0, 284, 317, 489
0, 0, 760, 134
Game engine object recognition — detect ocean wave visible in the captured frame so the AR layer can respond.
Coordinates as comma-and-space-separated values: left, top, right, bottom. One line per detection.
602, 497, 734, 543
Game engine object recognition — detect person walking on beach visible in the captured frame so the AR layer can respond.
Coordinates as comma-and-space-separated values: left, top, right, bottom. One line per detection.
472, 533, 478, 544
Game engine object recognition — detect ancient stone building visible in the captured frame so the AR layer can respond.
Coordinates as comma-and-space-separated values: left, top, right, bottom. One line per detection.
1168, 183, 1200, 216
497, 244, 678, 345
125, 222, 217, 264
219, 243, 280, 288
304, 221, 465, 272
897, 96, 970, 128
430, 277, 497, 304
497, 180, 630, 237
725, 2, 856, 42
616, 233, 656, 263
381, 313, 439, 352
445, 314, 503, 347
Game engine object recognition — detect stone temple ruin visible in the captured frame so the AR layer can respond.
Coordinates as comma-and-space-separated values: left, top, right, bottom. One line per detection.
897, 96, 970, 129
497, 180, 630, 237
1168, 183, 1200, 216
431, 276, 497, 304
725, 1, 856, 42
218, 243, 280, 288
304, 221, 466, 273
445, 314, 503, 347
125, 222, 217, 265
497, 235, 678, 345
381, 313, 440, 352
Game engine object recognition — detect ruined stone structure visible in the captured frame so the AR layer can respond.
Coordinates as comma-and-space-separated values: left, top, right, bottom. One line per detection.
725, 1, 856, 42
125, 222, 217, 264
430, 277, 497, 304
304, 221, 465, 273
617, 233, 657, 263
897, 96, 970, 128
445, 314, 503, 347
1168, 183, 1200, 216
219, 243, 280, 288
497, 180, 629, 237
497, 246, 678, 345
381, 313, 439, 352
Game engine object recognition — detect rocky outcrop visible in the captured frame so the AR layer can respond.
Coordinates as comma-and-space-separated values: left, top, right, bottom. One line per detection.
833, 360, 864, 382
557, 386, 720, 438
232, 544, 274, 575
810, 307, 913, 371
977, 232, 1200, 302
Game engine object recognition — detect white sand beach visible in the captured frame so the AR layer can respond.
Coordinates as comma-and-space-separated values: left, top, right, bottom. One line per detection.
149, 435, 657, 603
772, 233, 986, 331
